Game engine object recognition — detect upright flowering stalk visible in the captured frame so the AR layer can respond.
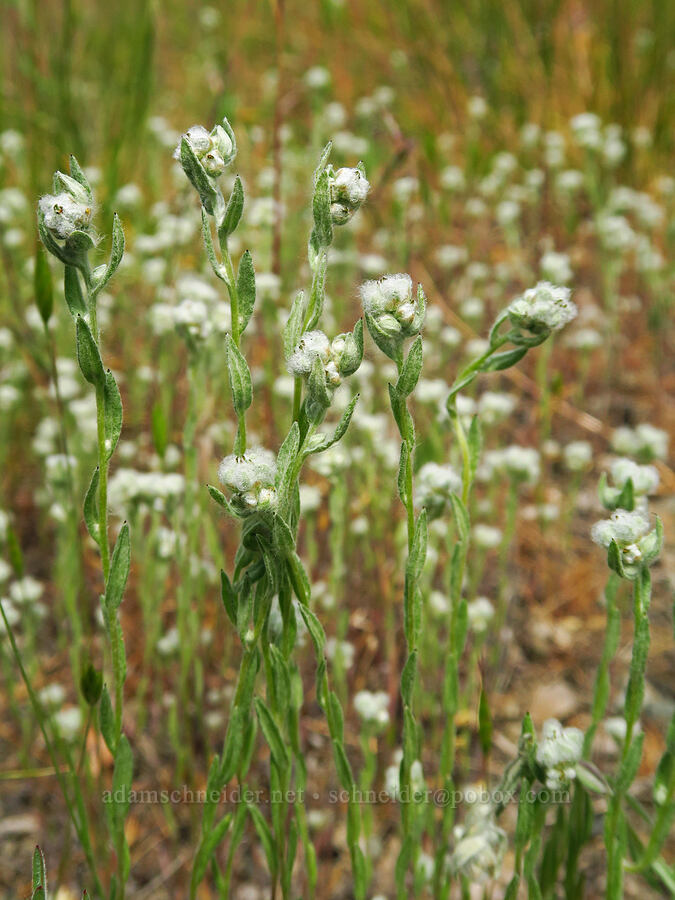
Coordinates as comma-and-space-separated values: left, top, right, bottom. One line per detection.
431, 282, 577, 895
34, 158, 131, 897
361, 273, 429, 898
178, 129, 368, 899
591, 500, 663, 897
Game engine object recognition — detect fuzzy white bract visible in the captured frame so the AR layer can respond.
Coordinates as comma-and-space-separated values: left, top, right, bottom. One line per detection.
507, 282, 577, 335
218, 448, 277, 516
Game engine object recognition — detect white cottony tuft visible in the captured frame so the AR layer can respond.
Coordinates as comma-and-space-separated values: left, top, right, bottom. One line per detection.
507, 281, 577, 335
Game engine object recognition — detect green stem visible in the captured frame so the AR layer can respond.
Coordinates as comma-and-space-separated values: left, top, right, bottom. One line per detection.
0, 598, 105, 898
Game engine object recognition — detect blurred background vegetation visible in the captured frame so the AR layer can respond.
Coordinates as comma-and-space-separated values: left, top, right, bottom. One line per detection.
2, 0, 674, 200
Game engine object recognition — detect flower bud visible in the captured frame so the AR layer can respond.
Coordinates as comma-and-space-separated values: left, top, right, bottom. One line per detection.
329, 166, 370, 224
360, 273, 426, 359
174, 120, 237, 177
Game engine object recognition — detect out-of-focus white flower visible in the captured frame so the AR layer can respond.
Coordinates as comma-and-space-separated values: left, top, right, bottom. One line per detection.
540, 251, 572, 284
536, 718, 584, 789
354, 690, 390, 728
449, 801, 507, 884
467, 597, 494, 632
416, 462, 462, 519
507, 282, 577, 334
609, 458, 659, 496
563, 441, 593, 472
611, 424, 668, 462
472, 524, 502, 549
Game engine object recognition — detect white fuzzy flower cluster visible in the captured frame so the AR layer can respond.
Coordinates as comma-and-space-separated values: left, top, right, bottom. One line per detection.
540, 250, 573, 284
570, 112, 602, 150
535, 718, 584, 790
591, 509, 654, 565
218, 448, 277, 517
449, 801, 507, 885
360, 274, 425, 343
416, 462, 462, 519
354, 690, 390, 728
563, 440, 593, 472
472, 523, 502, 549
287, 330, 357, 389
507, 282, 577, 335
329, 167, 370, 224
467, 597, 494, 632
174, 123, 235, 176
38, 173, 93, 242
611, 424, 668, 462
596, 213, 636, 253
609, 457, 659, 496
477, 391, 516, 425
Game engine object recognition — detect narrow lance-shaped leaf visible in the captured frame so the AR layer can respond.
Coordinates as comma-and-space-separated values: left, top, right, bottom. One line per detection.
99, 685, 115, 754
225, 334, 252, 415
236, 250, 256, 334
32, 846, 47, 895
311, 169, 333, 251
218, 174, 244, 240
283, 290, 306, 361
65, 266, 87, 317
254, 698, 289, 768
103, 370, 122, 460
406, 510, 428, 583
180, 136, 219, 214
76, 316, 105, 388
93, 213, 125, 295
35, 248, 53, 325
304, 393, 360, 455
83, 467, 100, 545
69, 154, 93, 201
105, 523, 130, 612
200, 207, 227, 281
396, 336, 423, 397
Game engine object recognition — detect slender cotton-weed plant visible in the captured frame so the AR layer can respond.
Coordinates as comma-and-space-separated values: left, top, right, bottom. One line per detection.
5, 104, 672, 900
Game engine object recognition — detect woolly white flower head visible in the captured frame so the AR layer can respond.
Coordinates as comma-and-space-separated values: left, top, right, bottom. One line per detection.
609, 458, 659, 496
217, 448, 277, 516
360, 274, 425, 350
38, 192, 93, 241
507, 282, 577, 334
287, 331, 331, 377
591, 509, 651, 549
